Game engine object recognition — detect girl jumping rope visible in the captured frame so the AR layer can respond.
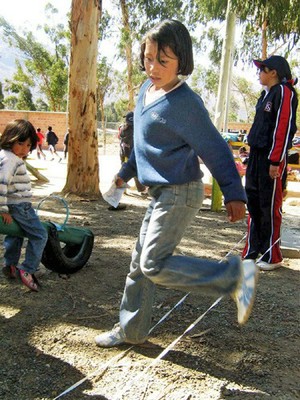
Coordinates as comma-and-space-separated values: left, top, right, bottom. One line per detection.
0, 119, 48, 291
95, 20, 258, 348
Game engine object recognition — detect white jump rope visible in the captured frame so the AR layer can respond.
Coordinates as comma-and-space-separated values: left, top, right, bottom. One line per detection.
53, 235, 280, 400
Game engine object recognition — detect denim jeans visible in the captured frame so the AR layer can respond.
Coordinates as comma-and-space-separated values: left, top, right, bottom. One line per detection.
4, 203, 48, 274
119, 180, 242, 343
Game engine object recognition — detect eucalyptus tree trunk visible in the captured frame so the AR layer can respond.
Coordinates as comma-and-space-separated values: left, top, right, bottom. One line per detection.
212, 0, 236, 211
120, 0, 134, 110
62, 0, 101, 197
261, 19, 268, 59
223, 23, 235, 132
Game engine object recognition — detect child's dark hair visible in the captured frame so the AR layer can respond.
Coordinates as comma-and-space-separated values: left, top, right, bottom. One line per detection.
0, 119, 37, 151
140, 19, 194, 76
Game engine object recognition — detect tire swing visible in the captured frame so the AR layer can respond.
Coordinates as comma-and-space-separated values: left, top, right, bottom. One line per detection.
37, 196, 94, 274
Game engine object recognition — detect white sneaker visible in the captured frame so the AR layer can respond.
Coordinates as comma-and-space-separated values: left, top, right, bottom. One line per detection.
257, 261, 282, 271
95, 324, 126, 347
232, 259, 259, 325
95, 324, 144, 347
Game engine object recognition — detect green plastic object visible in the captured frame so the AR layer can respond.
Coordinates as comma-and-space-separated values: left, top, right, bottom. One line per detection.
0, 218, 93, 245
0, 196, 93, 245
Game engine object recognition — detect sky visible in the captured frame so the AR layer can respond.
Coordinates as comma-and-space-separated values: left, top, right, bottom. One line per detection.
1, 2, 298, 84
0, 0, 121, 81
0, 0, 71, 31
0, 1, 72, 80
0, 1, 259, 75
0, 0, 259, 121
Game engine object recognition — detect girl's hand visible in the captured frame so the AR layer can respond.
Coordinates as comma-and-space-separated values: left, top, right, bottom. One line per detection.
2, 213, 13, 224
115, 176, 124, 187
269, 165, 280, 179
225, 201, 246, 222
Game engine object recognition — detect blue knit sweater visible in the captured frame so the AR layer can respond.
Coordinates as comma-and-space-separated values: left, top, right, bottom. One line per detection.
119, 80, 247, 204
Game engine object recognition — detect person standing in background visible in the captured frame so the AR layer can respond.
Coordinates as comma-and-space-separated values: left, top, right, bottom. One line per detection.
242, 56, 298, 271
36, 128, 46, 160
118, 112, 147, 195
63, 129, 69, 159
46, 126, 62, 162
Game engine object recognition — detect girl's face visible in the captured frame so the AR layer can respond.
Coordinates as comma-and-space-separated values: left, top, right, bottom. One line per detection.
258, 66, 279, 89
144, 39, 179, 91
12, 138, 32, 159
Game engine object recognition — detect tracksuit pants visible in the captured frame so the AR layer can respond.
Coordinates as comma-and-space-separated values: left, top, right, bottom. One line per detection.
242, 149, 284, 264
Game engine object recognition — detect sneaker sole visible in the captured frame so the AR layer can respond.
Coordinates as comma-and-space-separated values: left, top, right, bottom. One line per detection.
239, 262, 259, 325
257, 263, 282, 271
95, 331, 145, 348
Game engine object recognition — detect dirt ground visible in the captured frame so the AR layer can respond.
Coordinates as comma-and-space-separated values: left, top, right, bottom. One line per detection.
0, 141, 299, 400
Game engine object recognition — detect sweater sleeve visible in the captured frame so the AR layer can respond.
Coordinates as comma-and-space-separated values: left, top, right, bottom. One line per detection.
176, 97, 247, 204
118, 148, 138, 182
0, 156, 14, 211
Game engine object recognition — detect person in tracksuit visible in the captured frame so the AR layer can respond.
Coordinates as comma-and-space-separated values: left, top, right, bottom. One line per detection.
242, 55, 298, 271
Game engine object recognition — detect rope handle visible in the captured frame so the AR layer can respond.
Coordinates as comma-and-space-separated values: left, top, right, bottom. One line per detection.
36, 195, 69, 231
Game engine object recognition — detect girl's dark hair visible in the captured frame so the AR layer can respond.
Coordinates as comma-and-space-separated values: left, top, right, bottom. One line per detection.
140, 19, 194, 76
0, 119, 37, 151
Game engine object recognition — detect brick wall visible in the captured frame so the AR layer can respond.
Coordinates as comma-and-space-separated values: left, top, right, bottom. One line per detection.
0, 110, 68, 151
0, 109, 252, 151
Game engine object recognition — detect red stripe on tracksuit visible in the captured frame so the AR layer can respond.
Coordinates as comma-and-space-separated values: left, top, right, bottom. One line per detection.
269, 85, 293, 164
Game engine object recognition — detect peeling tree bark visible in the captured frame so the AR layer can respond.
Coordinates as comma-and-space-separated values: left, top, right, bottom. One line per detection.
261, 19, 268, 59
62, 0, 101, 197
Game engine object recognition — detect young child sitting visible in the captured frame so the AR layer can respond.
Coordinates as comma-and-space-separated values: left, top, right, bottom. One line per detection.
0, 119, 48, 291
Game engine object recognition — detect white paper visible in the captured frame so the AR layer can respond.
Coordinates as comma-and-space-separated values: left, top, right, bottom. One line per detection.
102, 182, 129, 208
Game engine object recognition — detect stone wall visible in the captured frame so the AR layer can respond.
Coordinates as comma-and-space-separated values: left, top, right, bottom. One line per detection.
0, 110, 68, 151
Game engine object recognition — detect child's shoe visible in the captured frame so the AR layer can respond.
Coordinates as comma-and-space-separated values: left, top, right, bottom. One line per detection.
95, 324, 127, 347
256, 261, 282, 271
2, 265, 17, 279
231, 259, 258, 325
95, 324, 145, 347
19, 270, 39, 291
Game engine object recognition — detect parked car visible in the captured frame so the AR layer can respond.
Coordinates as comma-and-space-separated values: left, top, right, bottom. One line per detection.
221, 130, 247, 143
221, 132, 239, 142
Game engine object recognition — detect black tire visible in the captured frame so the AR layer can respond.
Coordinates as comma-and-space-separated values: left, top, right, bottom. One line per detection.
41, 224, 94, 274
